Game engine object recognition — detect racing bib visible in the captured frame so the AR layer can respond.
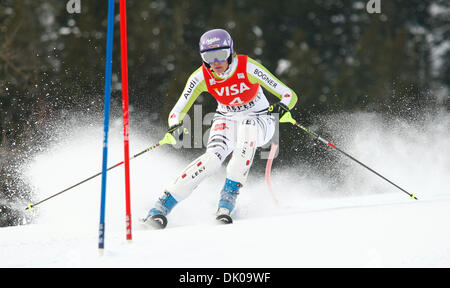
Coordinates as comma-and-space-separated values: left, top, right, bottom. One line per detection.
202, 55, 259, 107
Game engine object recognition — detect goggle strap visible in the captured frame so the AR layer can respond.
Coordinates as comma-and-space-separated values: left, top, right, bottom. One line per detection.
200, 46, 231, 53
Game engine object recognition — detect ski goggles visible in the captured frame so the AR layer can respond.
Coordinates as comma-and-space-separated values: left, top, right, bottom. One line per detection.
200, 48, 231, 65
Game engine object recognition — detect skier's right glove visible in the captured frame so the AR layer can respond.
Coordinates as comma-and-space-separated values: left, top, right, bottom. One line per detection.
167, 122, 188, 143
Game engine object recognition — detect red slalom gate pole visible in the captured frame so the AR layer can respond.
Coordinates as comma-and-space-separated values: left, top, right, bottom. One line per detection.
265, 143, 279, 206
120, 0, 132, 242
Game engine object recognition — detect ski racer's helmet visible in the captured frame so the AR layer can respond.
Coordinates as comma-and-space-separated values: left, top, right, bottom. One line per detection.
199, 29, 234, 67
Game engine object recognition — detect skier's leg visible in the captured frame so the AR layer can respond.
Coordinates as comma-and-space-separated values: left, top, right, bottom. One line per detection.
147, 151, 222, 217
229, 114, 275, 177
147, 116, 235, 222
166, 151, 222, 201
226, 118, 259, 184
218, 115, 275, 218
255, 114, 276, 148
206, 116, 236, 163
217, 118, 258, 218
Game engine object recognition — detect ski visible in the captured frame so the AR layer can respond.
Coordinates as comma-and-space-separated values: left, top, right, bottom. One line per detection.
142, 214, 168, 230
140, 209, 234, 229
216, 214, 233, 224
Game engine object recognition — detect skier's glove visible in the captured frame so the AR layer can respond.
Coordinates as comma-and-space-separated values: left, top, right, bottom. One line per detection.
268, 102, 290, 119
167, 122, 188, 143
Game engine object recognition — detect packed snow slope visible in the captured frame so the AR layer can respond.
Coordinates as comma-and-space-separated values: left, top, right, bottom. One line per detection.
1, 111, 449, 267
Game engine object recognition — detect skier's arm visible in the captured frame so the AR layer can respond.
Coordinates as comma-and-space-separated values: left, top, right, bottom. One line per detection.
168, 67, 207, 127
246, 57, 298, 110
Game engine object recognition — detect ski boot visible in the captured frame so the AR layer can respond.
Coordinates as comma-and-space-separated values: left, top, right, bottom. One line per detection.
144, 191, 178, 229
216, 178, 242, 224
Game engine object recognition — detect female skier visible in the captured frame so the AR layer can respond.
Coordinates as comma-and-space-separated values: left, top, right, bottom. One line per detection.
145, 29, 298, 228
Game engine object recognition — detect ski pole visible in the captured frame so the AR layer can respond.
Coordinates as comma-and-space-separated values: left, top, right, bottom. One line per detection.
25, 133, 176, 210
279, 112, 418, 200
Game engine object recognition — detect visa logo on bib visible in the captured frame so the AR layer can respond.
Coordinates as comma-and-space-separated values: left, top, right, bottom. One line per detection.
214, 83, 251, 97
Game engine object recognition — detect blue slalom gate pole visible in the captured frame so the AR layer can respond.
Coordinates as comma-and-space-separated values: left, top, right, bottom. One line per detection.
99, 0, 115, 255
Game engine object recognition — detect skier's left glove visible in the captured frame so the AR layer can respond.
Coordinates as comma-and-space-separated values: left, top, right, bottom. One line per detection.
268, 102, 290, 121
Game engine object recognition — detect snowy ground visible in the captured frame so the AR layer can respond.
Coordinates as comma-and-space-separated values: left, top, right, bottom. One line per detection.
1, 112, 449, 267
2, 194, 450, 268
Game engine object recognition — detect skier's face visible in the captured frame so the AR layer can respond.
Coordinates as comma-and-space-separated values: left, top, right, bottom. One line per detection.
211, 60, 229, 74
